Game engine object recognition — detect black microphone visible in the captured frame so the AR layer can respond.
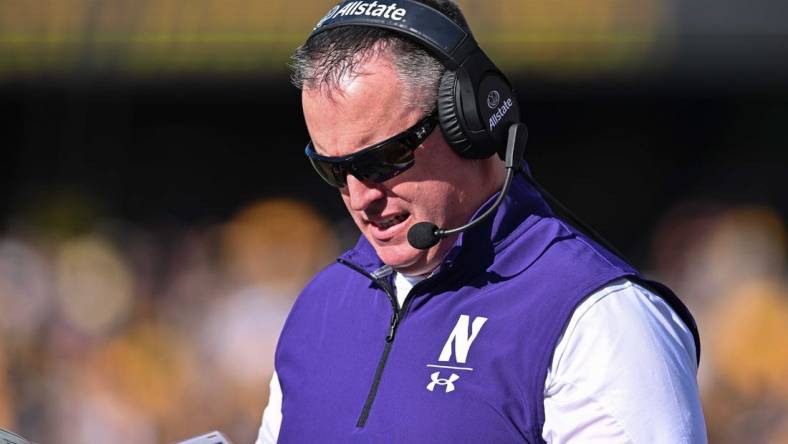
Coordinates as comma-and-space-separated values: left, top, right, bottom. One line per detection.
407, 221, 442, 250
407, 123, 528, 250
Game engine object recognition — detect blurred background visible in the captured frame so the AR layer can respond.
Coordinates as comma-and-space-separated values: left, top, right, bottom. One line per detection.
0, 0, 786, 443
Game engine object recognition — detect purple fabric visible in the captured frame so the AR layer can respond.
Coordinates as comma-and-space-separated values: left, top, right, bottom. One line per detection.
275, 175, 698, 443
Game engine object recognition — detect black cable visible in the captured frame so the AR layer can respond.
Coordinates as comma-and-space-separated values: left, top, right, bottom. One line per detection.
520, 171, 631, 264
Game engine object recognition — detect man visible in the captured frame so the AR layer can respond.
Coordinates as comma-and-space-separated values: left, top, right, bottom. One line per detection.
257, 1, 706, 442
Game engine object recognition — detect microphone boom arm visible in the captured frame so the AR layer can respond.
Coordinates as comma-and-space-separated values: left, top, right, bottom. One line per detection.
436, 122, 528, 239
407, 123, 528, 250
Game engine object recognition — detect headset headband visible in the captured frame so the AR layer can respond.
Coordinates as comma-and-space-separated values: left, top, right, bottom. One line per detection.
308, 0, 479, 69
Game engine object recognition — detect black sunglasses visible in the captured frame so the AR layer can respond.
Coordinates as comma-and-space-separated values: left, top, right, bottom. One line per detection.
305, 113, 438, 188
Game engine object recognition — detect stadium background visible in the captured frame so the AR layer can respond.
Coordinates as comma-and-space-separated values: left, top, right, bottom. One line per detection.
1, 0, 786, 442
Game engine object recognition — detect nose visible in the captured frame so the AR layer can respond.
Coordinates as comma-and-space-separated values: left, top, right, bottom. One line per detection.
345, 174, 386, 211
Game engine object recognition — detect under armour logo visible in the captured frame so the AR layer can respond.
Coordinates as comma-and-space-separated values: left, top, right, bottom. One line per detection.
426, 372, 460, 393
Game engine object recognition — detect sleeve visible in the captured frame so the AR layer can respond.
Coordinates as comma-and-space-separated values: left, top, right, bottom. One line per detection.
542, 279, 707, 444
255, 371, 282, 444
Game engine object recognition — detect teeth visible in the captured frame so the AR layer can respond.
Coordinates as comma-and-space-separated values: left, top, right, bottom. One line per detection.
375, 214, 407, 229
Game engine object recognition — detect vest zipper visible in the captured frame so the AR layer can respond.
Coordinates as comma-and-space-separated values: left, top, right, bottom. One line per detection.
387, 311, 400, 342
337, 258, 416, 428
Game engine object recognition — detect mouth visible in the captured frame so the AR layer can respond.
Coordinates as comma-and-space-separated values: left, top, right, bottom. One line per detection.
372, 213, 409, 229
367, 213, 410, 240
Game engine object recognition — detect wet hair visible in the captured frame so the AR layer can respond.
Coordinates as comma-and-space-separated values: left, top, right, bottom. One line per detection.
289, 0, 469, 114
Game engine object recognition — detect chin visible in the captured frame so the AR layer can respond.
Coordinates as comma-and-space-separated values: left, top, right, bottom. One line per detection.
374, 242, 426, 272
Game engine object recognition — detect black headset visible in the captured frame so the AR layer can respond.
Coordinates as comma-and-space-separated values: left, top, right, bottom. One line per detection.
308, 0, 522, 160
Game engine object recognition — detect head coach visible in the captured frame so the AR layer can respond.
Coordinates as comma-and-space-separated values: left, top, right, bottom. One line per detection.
256, 1, 707, 442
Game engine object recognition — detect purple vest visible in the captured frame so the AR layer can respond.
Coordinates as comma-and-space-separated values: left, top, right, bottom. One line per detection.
275, 175, 699, 443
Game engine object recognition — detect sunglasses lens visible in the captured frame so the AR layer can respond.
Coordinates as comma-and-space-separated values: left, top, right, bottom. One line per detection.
308, 141, 416, 188
353, 142, 415, 182
305, 111, 433, 189
309, 157, 347, 187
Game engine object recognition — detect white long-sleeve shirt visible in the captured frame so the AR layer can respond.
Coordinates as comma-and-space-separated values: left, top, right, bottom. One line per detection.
256, 278, 707, 443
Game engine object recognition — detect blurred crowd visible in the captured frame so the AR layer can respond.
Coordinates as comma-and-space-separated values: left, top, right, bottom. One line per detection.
0, 0, 668, 77
0, 196, 340, 443
649, 202, 788, 443
0, 193, 786, 443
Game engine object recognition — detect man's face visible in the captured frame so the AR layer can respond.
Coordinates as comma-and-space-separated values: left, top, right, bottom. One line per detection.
302, 55, 493, 275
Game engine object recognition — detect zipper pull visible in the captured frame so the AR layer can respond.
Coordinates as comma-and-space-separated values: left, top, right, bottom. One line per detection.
386, 312, 400, 342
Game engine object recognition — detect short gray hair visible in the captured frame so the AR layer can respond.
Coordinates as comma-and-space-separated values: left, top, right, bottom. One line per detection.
290, 0, 468, 114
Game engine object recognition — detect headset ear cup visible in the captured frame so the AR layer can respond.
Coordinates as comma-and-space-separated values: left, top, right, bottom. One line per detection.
437, 70, 472, 156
